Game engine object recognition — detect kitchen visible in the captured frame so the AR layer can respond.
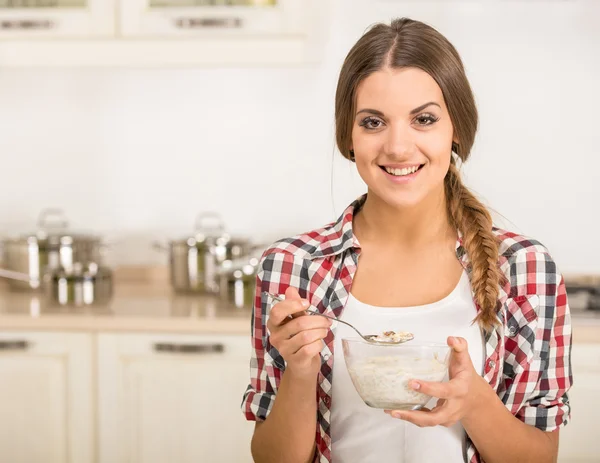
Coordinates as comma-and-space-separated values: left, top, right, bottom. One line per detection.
0, 0, 599, 462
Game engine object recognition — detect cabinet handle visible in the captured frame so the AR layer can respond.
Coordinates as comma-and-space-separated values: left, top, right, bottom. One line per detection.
0, 19, 54, 30
0, 340, 29, 351
153, 343, 225, 354
175, 17, 242, 29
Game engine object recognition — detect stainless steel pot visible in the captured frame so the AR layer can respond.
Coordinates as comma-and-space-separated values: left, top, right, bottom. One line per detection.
0, 262, 113, 307
154, 212, 253, 294
218, 257, 258, 310
1, 209, 106, 291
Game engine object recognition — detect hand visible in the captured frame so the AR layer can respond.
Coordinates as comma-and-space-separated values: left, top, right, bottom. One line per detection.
267, 287, 332, 377
384, 336, 488, 427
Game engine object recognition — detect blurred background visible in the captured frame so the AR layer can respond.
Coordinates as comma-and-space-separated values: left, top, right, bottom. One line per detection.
0, 0, 598, 462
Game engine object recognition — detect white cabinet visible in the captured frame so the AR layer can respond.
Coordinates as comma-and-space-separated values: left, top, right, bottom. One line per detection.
0, 331, 94, 463
0, 0, 330, 67
558, 343, 600, 463
120, 0, 309, 38
0, 0, 116, 38
97, 332, 255, 463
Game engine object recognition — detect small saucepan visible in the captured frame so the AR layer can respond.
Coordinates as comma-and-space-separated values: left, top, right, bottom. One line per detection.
0, 262, 113, 307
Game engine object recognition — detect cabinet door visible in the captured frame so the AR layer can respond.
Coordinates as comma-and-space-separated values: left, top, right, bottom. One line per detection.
558, 343, 600, 463
97, 332, 255, 463
0, 0, 116, 38
0, 331, 94, 463
119, 0, 309, 38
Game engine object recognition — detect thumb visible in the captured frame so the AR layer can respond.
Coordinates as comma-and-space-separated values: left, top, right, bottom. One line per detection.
284, 287, 307, 319
284, 286, 301, 301
447, 336, 472, 370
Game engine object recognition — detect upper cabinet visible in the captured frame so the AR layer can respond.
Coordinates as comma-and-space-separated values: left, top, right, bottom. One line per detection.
0, 0, 116, 38
120, 0, 308, 38
0, 0, 330, 67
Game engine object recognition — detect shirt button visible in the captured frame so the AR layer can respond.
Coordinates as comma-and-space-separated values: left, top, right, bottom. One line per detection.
508, 325, 517, 337
324, 396, 332, 407
323, 353, 330, 361
488, 360, 496, 369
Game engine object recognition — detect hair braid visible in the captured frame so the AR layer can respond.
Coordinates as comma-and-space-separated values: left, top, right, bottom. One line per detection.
445, 162, 505, 331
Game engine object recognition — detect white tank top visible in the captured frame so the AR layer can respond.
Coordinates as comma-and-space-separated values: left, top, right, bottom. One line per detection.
331, 270, 485, 463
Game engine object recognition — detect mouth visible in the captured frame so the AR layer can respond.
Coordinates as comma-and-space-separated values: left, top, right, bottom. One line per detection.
379, 164, 424, 178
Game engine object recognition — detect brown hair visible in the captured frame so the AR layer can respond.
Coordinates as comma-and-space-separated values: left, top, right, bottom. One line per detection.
335, 18, 504, 331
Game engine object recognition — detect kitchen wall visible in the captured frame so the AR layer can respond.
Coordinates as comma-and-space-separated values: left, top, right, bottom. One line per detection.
0, 0, 598, 273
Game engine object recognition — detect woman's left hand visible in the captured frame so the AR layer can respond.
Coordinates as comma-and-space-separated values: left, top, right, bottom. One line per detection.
384, 336, 488, 427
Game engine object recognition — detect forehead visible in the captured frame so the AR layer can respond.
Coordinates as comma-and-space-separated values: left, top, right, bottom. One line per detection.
355, 67, 445, 113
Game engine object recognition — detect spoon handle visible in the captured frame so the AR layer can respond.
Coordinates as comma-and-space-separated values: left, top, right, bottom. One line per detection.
263, 292, 366, 339
305, 309, 362, 334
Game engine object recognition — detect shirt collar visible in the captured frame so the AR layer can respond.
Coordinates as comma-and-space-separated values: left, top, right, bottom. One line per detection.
308, 194, 365, 259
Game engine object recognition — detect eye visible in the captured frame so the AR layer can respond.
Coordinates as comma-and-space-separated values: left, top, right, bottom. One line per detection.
414, 113, 440, 126
359, 116, 384, 130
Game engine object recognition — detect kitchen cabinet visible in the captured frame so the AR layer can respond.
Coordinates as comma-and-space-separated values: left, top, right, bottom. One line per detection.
0, 0, 116, 38
97, 332, 255, 463
558, 343, 600, 463
0, 331, 94, 463
0, 0, 330, 67
120, 0, 310, 38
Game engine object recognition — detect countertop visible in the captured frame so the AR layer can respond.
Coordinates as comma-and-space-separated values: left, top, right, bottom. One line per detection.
0, 280, 598, 342
0, 282, 252, 335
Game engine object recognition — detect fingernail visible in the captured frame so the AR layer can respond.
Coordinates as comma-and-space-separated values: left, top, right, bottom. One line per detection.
301, 300, 310, 308
393, 412, 403, 419
410, 381, 420, 390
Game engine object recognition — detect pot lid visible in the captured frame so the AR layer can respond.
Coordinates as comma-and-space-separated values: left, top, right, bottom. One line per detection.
7, 209, 101, 245
173, 212, 249, 246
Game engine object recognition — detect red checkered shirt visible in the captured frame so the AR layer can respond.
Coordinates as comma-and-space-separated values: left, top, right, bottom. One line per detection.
241, 195, 573, 463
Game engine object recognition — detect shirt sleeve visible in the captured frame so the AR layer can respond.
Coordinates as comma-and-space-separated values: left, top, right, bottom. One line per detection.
240, 251, 293, 422
506, 252, 573, 432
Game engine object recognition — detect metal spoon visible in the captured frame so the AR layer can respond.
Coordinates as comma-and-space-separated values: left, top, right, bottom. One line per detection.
263, 292, 414, 345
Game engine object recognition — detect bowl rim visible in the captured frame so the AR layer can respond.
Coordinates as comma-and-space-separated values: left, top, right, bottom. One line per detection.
341, 337, 450, 348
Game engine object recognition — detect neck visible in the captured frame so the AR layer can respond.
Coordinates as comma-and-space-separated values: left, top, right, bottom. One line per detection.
355, 187, 455, 249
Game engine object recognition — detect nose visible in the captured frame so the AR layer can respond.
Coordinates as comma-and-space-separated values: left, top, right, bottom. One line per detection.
383, 123, 417, 157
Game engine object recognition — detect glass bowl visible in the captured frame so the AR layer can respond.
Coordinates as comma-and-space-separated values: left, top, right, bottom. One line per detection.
341, 338, 451, 410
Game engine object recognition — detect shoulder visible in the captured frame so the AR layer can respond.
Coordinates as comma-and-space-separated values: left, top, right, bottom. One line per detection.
493, 227, 563, 298
255, 220, 341, 276
261, 222, 336, 260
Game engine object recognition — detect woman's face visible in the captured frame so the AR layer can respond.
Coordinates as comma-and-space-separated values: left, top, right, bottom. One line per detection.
351, 67, 456, 209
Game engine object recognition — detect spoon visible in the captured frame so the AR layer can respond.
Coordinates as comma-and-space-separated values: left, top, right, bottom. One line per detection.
263, 292, 414, 345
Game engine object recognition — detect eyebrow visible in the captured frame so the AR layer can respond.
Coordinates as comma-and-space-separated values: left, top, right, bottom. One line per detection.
355, 102, 441, 117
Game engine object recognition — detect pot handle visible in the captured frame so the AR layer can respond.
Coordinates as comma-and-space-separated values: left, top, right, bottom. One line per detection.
194, 212, 225, 234
37, 208, 69, 231
0, 267, 36, 283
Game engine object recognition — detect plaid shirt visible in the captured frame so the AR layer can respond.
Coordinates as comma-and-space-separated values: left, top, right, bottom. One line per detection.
242, 194, 572, 463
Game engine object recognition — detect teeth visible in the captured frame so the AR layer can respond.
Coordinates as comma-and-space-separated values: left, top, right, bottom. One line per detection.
384, 165, 420, 176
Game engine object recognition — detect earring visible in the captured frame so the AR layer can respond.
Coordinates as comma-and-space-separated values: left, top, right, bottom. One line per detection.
349, 149, 355, 161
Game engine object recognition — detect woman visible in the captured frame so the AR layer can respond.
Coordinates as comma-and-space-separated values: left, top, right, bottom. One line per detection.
242, 17, 572, 463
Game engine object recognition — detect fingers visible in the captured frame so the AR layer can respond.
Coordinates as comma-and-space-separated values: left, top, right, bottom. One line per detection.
384, 407, 431, 416
410, 379, 467, 400
391, 409, 442, 427
277, 313, 332, 339
268, 296, 310, 327
290, 338, 324, 362
285, 329, 330, 356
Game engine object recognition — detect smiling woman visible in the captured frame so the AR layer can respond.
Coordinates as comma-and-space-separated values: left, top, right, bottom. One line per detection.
242, 17, 572, 463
